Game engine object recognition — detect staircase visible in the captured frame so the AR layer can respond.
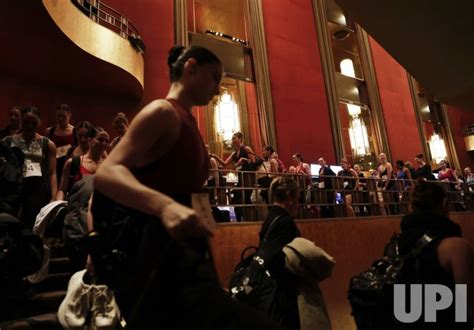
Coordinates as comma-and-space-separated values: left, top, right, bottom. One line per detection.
0, 240, 73, 329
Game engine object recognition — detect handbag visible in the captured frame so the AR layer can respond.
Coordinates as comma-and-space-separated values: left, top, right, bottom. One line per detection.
229, 215, 284, 323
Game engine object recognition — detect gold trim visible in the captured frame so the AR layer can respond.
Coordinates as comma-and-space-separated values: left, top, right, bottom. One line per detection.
407, 73, 431, 159
247, 0, 277, 148
312, 0, 344, 160
43, 0, 144, 89
441, 104, 461, 170
174, 0, 189, 46
356, 27, 391, 159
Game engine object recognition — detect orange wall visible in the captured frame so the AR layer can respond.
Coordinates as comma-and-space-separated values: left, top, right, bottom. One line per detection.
447, 106, 474, 169
262, 0, 336, 166
210, 212, 474, 330
369, 37, 424, 163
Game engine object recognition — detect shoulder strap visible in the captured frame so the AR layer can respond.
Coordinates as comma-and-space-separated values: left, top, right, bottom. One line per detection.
262, 215, 284, 246
405, 232, 439, 259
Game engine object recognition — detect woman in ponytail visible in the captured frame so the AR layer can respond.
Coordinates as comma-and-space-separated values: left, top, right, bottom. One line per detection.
90, 46, 278, 329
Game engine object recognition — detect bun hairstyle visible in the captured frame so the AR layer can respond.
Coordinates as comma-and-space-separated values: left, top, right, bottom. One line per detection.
410, 179, 446, 213
87, 126, 106, 139
21, 106, 41, 119
270, 176, 299, 203
167, 45, 221, 82
112, 112, 129, 126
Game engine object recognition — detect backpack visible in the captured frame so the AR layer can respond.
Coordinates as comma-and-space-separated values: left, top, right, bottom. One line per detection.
0, 140, 24, 216
348, 232, 438, 330
229, 215, 284, 323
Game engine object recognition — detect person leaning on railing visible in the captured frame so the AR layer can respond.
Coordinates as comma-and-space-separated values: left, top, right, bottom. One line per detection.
337, 158, 357, 217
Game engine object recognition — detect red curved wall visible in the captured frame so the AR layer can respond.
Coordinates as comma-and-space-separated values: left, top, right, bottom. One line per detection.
262, 0, 336, 166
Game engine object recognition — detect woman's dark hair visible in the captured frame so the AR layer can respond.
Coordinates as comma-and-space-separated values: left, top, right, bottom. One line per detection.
57, 104, 71, 113
415, 153, 424, 160
168, 45, 221, 82
396, 160, 404, 168
232, 132, 244, 140
76, 121, 93, 131
264, 145, 275, 153
270, 177, 299, 203
293, 153, 304, 162
88, 126, 105, 139
21, 106, 41, 119
410, 179, 447, 213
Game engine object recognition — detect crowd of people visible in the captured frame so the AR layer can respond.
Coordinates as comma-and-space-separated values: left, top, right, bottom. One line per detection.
0, 45, 472, 329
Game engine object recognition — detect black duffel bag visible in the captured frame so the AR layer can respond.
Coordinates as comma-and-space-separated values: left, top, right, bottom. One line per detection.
229, 215, 283, 323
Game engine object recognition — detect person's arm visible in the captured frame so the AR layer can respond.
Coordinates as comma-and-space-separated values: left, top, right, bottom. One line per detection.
210, 157, 219, 186
384, 164, 393, 190
48, 140, 57, 200
244, 146, 257, 164
404, 168, 413, 187
56, 158, 72, 201
437, 238, 474, 321
44, 127, 51, 137
94, 100, 213, 240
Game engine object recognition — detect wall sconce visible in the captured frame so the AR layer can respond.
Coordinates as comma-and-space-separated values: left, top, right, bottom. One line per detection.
215, 91, 241, 148
348, 112, 370, 156
428, 133, 448, 164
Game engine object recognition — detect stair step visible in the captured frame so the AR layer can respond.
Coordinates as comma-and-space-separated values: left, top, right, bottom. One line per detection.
48, 257, 71, 275
0, 312, 61, 330
31, 273, 71, 293
26, 291, 66, 316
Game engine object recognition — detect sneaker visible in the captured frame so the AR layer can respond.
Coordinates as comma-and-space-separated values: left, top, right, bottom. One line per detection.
58, 269, 94, 329
90, 284, 120, 329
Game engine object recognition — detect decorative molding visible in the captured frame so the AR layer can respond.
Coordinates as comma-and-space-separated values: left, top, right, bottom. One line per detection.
407, 73, 461, 169
356, 27, 392, 160
312, 0, 344, 161
441, 104, 461, 170
174, 0, 188, 46
247, 0, 277, 148
407, 73, 431, 159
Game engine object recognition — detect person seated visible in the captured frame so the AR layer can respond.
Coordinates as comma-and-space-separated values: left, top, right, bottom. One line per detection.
259, 176, 301, 330
398, 180, 473, 328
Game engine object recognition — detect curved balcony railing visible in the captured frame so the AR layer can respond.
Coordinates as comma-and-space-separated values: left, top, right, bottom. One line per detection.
71, 0, 145, 53
203, 169, 474, 222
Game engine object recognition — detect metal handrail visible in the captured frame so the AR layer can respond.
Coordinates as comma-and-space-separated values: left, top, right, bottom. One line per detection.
203, 169, 474, 221
70, 0, 145, 53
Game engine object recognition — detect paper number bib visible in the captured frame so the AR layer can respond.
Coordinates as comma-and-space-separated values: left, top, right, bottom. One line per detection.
56, 144, 72, 158
23, 160, 42, 178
